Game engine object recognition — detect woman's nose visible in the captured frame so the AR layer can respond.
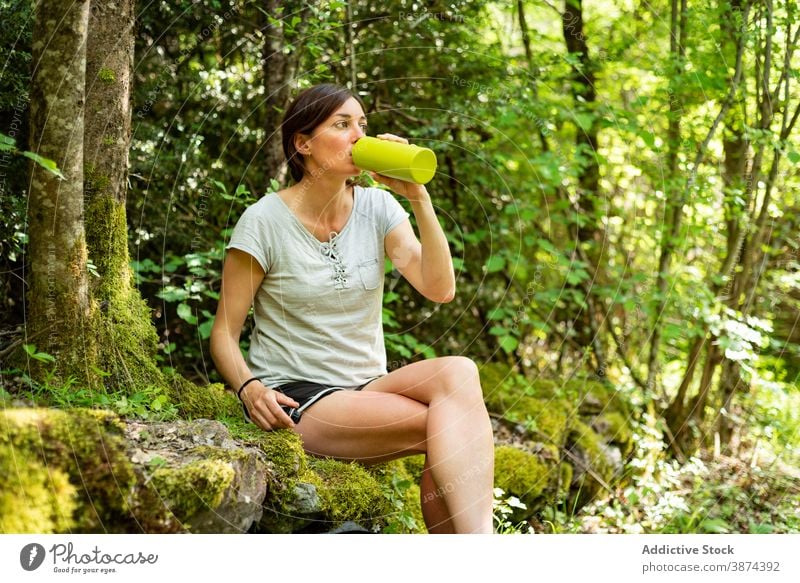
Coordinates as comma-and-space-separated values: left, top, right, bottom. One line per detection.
352, 125, 366, 140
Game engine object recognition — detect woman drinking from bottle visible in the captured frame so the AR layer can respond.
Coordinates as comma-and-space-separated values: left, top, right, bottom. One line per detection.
210, 83, 494, 533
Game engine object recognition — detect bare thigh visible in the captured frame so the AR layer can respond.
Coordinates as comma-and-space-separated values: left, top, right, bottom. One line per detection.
293, 389, 428, 465
362, 356, 481, 404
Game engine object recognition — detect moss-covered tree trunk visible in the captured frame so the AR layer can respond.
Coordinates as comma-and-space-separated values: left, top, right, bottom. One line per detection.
83, 0, 164, 390
27, 0, 99, 385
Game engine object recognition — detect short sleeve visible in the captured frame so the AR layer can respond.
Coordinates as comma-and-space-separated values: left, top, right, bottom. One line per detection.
226, 202, 272, 273
382, 189, 411, 237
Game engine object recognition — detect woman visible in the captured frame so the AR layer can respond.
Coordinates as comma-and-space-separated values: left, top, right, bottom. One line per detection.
210, 83, 494, 534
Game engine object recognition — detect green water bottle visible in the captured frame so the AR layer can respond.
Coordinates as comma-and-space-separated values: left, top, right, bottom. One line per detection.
352, 136, 437, 184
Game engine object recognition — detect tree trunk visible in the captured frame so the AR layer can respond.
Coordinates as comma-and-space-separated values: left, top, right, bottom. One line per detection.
561, 0, 607, 373
27, 0, 98, 384
261, 0, 309, 186
646, 0, 687, 392
84, 0, 164, 390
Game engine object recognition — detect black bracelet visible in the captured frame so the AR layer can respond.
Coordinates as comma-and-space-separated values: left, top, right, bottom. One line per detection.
237, 377, 261, 421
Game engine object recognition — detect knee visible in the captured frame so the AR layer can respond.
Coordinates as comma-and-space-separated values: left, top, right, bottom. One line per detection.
440, 356, 482, 400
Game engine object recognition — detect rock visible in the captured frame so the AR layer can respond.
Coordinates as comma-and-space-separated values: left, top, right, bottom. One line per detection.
124, 418, 269, 533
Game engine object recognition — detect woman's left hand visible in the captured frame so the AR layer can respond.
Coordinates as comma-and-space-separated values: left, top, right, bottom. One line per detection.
367, 133, 430, 203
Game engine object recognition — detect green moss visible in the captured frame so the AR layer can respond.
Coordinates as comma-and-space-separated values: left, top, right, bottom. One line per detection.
83, 190, 165, 394
0, 408, 136, 532
493, 444, 550, 511
0, 448, 78, 533
564, 377, 630, 418
229, 423, 308, 485
558, 462, 573, 500
149, 459, 235, 525
98, 67, 116, 84
165, 373, 240, 420
596, 411, 634, 457
566, 419, 615, 509
309, 457, 390, 525
569, 420, 613, 478
397, 453, 426, 483
367, 457, 425, 533
482, 372, 574, 448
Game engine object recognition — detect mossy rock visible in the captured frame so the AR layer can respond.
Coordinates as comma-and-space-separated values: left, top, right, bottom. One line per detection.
565, 419, 618, 509
480, 363, 574, 449
591, 411, 635, 457
164, 373, 240, 420
125, 419, 269, 533
494, 444, 552, 519
480, 362, 635, 519
308, 458, 390, 526
367, 456, 426, 533
0, 408, 136, 533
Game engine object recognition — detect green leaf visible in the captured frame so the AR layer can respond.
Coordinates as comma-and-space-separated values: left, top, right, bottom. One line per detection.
177, 303, 197, 325
565, 268, 589, 285
157, 285, 189, 302
487, 308, 506, 320
574, 112, 595, 131
23, 344, 55, 363
22, 151, 65, 179
499, 336, 518, 353
787, 150, 800, 164
198, 319, 214, 340
489, 326, 508, 336
700, 518, 731, 534
486, 255, 505, 273
0, 132, 15, 151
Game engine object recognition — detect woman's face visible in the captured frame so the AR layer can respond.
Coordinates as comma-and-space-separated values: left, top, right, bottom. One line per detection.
298, 97, 368, 178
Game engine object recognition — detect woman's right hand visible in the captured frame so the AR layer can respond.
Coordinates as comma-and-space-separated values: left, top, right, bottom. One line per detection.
241, 381, 300, 431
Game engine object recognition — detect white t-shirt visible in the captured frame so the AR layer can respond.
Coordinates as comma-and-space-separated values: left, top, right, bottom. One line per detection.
226, 185, 410, 388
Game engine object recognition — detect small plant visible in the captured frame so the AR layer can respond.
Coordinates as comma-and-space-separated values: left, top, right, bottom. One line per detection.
15, 345, 178, 421
493, 487, 534, 534
381, 471, 419, 534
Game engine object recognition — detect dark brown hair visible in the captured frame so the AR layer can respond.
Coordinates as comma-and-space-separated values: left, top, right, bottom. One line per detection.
281, 83, 367, 183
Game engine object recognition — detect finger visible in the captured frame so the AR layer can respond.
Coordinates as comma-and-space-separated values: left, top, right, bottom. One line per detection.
275, 392, 300, 408
377, 133, 407, 143
255, 405, 278, 431
267, 399, 296, 429
250, 408, 273, 432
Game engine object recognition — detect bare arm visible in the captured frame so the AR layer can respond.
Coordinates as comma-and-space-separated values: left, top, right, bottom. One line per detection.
384, 189, 455, 303
210, 248, 299, 430
368, 133, 456, 303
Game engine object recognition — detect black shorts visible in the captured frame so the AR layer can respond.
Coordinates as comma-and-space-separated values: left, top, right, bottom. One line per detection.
242, 378, 380, 425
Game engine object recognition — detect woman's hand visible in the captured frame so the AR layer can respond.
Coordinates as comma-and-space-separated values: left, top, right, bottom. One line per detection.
367, 133, 430, 203
241, 381, 300, 431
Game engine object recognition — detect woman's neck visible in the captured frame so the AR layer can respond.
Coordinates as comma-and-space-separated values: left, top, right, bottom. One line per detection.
290, 175, 353, 223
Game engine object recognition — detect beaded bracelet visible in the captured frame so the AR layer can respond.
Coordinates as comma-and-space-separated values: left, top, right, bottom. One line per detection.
237, 377, 260, 421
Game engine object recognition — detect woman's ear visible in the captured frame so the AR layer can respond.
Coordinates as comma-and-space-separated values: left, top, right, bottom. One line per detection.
294, 132, 311, 155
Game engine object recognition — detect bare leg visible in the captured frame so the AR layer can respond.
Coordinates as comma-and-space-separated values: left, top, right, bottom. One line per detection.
420, 456, 455, 533
293, 389, 452, 532
360, 356, 494, 533
294, 356, 494, 533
